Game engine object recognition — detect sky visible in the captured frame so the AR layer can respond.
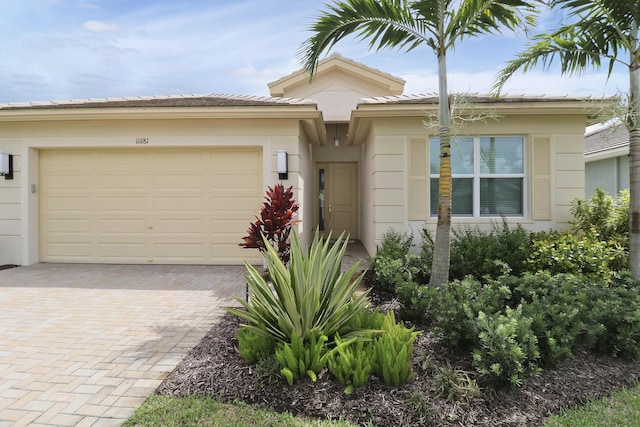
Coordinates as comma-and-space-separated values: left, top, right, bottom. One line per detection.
0, 0, 630, 104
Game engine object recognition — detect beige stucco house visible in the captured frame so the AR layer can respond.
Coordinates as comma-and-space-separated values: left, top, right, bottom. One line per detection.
0, 54, 594, 266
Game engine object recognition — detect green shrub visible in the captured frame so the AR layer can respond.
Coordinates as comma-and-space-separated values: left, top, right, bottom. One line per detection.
527, 230, 628, 281
373, 311, 421, 386
471, 306, 541, 389
376, 228, 413, 259
506, 272, 589, 367
406, 264, 640, 389
589, 274, 640, 359
433, 276, 512, 350
448, 220, 532, 280
396, 280, 439, 324
571, 188, 630, 245
327, 333, 376, 394
228, 230, 369, 344
237, 325, 276, 364
370, 229, 420, 295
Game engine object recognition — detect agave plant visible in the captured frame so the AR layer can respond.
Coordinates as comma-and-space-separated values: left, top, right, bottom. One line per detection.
228, 229, 369, 343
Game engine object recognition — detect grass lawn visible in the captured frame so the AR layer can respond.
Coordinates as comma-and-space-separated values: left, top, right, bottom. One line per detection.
545, 383, 640, 427
125, 385, 640, 427
122, 394, 357, 427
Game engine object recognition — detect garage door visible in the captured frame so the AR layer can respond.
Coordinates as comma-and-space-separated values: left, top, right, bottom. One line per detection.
40, 147, 263, 264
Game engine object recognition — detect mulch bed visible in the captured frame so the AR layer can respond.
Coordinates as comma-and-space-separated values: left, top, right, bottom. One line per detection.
157, 302, 640, 426
0, 264, 18, 271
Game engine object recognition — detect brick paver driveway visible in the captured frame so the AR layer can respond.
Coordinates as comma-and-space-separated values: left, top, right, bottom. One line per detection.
0, 263, 246, 427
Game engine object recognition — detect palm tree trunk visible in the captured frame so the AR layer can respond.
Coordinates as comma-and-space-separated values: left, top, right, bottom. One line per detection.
629, 63, 640, 280
429, 51, 452, 287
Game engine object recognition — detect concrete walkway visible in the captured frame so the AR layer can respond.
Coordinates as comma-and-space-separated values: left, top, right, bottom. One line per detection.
0, 264, 246, 427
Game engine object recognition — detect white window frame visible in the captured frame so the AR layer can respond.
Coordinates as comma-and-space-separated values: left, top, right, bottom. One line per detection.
429, 135, 527, 218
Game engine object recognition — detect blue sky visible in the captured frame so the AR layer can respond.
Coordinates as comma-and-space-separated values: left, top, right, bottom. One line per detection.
0, 0, 629, 104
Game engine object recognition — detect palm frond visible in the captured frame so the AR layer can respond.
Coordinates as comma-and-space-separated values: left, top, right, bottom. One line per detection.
551, 0, 640, 27
492, 18, 632, 95
448, 0, 538, 45
298, 0, 432, 77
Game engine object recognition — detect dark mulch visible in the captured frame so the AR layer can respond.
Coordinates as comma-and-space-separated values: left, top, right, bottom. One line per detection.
157, 303, 640, 427
0, 264, 18, 271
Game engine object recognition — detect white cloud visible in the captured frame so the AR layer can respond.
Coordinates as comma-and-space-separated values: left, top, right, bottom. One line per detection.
77, 2, 98, 10
82, 20, 118, 33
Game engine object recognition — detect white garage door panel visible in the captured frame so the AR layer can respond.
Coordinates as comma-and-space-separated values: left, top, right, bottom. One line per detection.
98, 243, 148, 258
40, 147, 263, 264
97, 175, 150, 190
47, 243, 92, 258
47, 175, 94, 190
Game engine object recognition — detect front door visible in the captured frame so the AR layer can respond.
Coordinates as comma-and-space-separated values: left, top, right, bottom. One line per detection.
317, 162, 358, 240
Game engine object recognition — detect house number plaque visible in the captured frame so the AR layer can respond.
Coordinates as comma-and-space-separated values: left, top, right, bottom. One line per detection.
135, 138, 149, 144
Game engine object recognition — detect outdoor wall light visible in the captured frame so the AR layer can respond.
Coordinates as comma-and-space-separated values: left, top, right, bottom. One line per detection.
0, 153, 13, 180
277, 150, 288, 180
333, 123, 340, 146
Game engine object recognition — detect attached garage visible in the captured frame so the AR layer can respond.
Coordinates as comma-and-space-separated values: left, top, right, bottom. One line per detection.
39, 147, 263, 265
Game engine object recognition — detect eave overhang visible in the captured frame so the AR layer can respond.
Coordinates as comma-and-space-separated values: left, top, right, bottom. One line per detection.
348, 95, 615, 145
0, 96, 326, 145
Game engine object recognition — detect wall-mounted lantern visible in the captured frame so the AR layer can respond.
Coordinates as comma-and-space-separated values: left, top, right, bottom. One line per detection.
0, 153, 13, 180
277, 150, 288, 180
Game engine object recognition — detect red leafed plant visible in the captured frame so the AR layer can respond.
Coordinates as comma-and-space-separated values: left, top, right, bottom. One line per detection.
240, 184, 300, 263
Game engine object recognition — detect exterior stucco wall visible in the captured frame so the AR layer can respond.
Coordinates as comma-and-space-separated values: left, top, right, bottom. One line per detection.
281, 72, 386, 122
360, 129, 376, 256
0, 117, 307, 266
0, 139, 22, 265
554, 132, 586, 227
297, 124, 314, 247
363, 114, 586, 250
360, 121, 407, 252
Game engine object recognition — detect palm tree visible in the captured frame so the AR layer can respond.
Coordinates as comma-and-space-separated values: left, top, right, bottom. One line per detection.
299, 0, 537, 286
493, 0, 640, 280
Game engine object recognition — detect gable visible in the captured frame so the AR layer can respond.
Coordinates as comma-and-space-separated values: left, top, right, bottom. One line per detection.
268, 54, 405, 121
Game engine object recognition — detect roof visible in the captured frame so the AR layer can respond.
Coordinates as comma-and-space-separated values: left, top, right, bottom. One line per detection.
0, 93, 315, 111
585, 124, 629, 156
359, 93, 595, 104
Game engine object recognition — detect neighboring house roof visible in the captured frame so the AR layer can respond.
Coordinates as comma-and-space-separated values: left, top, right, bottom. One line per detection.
585, 123, 629, 160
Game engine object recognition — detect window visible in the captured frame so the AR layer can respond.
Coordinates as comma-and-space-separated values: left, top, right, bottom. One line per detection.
430, 136, 524, 217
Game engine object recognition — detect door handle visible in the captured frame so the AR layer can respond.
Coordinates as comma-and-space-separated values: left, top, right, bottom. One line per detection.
328, 205, 332, 215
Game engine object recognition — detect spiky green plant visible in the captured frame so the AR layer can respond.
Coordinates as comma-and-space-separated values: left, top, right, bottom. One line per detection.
327, 333, 375, 394
237, 325, 276, 364
276, 329, 329, 385
374, 311, 421, 387
227, 229, 370, 344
